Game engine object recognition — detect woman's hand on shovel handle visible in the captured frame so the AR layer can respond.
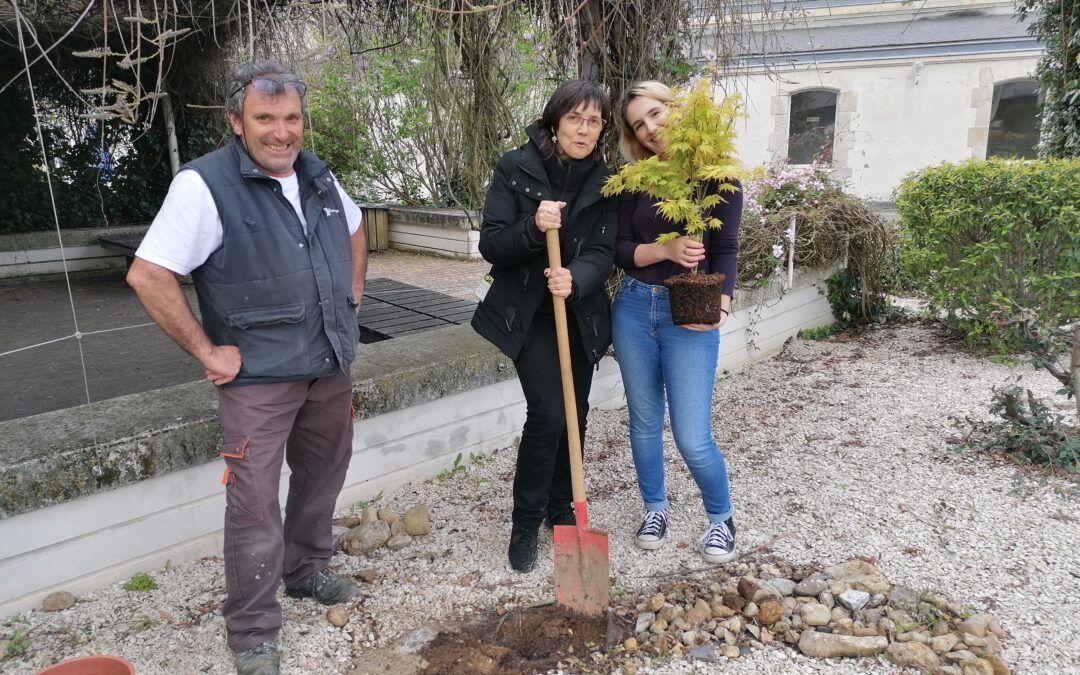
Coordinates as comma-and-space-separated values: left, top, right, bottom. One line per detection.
536, 200, 567, 232
545, 266, 573, 298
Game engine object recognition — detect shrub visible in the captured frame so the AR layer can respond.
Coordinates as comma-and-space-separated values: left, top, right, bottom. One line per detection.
798, 324, 840, 341
962, 383, 1079, 475
739, 164, 893, 322
895, 158, 1080, 350
903, 159, 1079, 467
122, 572, 157, 592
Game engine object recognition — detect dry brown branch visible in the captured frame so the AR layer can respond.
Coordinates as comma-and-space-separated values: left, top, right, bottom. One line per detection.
406, 0, 515, 15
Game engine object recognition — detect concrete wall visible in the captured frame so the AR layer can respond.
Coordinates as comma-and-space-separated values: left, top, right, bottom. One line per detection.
0, 266, 834, 617
384, 206, 482, 261
723, 52, 1040, 201
0, 226, 145, 278
0, 205, 483, 280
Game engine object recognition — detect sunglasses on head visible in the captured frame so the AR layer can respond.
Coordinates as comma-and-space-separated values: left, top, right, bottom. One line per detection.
231, 77, 307, 99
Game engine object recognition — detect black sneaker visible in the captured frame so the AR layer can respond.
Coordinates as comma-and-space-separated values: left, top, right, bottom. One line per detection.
700, 517, 737, 564
543, 506, 576, 528
285, 568, 358, 605
635, 509, 668, 550
508, 523, 539, 572
234, 640, 279, 675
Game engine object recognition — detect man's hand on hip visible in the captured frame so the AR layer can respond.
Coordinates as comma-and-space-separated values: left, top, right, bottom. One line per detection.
352, 283, 364, 316
202, 345, 242, 385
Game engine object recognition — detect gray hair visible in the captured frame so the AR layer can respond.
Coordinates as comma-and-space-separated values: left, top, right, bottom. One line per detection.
225, 59, 305, 117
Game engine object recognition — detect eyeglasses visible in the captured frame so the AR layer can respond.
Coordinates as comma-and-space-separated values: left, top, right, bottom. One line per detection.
230, 77, 307, 99
563, 112, 606, 132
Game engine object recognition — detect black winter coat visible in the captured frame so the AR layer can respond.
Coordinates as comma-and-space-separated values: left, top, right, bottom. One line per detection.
471, 125, 617, 366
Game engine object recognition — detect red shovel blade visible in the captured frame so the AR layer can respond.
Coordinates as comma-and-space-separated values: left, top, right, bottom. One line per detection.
553, 523, 609, 617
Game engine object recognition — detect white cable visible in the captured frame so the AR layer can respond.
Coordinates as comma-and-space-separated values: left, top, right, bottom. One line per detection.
13, 0, 93, 407
0, 322, 160, 359
0, 335, 75, 358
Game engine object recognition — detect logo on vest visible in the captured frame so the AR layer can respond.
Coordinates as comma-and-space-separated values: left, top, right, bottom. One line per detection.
323, 207, 340, 217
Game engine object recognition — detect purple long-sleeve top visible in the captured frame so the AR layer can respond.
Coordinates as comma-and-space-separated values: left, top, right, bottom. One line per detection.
615, 180, 742, 297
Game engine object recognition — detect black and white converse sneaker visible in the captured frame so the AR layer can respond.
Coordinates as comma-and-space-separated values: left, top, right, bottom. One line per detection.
635, 509, 668, 550
700, 518, 736, 563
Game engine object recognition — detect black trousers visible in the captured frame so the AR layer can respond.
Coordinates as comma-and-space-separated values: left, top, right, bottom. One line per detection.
511, 310, 594, 527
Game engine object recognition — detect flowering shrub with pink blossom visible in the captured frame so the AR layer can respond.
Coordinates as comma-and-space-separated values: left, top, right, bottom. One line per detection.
737, 163, 893, 323
742, 164, 842, 216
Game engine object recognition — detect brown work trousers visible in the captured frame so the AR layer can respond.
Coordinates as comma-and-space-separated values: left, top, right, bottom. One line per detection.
216, 373, 354, 653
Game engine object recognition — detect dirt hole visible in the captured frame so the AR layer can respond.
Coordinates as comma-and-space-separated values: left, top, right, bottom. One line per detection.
420, 603, 628, 675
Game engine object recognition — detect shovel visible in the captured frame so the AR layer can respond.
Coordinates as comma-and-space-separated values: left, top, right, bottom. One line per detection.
545, 228, 610, 617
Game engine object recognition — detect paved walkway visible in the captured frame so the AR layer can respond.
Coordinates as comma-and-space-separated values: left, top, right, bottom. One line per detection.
0, 251, 490, 422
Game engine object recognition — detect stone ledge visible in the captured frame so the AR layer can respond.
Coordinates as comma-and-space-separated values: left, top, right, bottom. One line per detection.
0, 225, 149, 252
0, 324, 514, 519
383, 205, 481, 231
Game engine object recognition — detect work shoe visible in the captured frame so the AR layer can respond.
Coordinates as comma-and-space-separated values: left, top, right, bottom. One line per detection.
700, 517, 737, 564
508, 522, 539, 572
635, 509, 668, 550
544, 505, 576, 528
285, 568, 358, 605
234, 640, 279, 675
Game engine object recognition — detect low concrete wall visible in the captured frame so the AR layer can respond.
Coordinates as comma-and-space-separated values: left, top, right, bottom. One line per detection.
0, 226, 147, 278
0, 266, 834, 616
722, 265, 838, 365
383, 206, 482, 261
0, 204, 480, 279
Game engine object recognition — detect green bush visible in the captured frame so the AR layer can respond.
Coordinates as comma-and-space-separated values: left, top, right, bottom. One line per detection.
896, 158, 1080, 349
739, 165, 893, 322
122, 572, 157, 592
962, 384, 1079, 475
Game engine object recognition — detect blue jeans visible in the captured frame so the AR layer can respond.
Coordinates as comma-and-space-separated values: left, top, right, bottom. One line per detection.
611, 276, 733, 523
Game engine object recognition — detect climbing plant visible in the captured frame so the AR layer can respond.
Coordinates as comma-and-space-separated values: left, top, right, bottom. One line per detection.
1017, 0, 1080, 158
2, 0, 791, 225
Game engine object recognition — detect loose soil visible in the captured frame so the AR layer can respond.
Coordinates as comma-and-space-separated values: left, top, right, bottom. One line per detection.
420, 603, 628, 675
664, 272, 726, 324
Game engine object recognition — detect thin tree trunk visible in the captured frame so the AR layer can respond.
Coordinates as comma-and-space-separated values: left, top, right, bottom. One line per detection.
1072, 324, 1079, 421
162, 93, 181, 177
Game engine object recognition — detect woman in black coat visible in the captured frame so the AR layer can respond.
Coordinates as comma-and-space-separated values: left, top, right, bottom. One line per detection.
471, 80, 617, 572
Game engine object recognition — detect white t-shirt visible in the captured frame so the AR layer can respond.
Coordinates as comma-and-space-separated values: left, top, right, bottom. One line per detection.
137, 169, 363, 275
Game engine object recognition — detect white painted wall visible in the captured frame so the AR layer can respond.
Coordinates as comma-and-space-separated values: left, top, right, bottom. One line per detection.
388, 223, 482, 260
0, 268, 834, 617
0, 244, 127, 278
723, 53, 1041, 200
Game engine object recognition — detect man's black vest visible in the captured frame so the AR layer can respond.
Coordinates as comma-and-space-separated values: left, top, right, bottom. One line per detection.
186, 141, 359, 386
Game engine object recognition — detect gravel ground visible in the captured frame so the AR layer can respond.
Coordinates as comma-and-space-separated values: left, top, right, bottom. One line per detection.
3, 323, 1078, 675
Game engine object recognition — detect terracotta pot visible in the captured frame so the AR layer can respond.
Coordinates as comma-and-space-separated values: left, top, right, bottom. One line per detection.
663, 272, 727, 325
36, 655, 135, 675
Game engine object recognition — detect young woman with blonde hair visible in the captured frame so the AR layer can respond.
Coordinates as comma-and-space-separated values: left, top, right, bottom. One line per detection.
612, 80, 743, 563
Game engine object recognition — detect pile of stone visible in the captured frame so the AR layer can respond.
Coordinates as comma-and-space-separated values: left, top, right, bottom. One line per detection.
332, 505, 431, 555
611, 558, 1009, 675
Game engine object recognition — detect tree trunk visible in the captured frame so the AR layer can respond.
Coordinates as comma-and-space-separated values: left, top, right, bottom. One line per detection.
1072, 324, 1079, 421
162, 93, 181, 177
576, 0, 605, 80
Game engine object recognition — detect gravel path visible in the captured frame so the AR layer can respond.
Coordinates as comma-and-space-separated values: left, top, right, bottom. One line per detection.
3, 323, 1077, 674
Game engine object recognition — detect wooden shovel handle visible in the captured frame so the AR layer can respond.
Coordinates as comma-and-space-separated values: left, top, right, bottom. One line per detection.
545, 229, 588, 514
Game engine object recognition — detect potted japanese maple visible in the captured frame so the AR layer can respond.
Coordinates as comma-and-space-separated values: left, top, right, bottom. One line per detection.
602, 81, 742, 325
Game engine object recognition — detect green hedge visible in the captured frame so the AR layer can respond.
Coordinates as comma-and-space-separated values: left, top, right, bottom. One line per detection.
896, 158, 1080, 347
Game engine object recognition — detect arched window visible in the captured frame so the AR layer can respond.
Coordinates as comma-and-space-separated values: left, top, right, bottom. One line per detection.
987, 80, 1040, 159
788, 90, 837, 165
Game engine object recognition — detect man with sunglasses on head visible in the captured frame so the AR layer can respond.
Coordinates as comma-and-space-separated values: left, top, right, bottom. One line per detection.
127, 58, 366, 675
